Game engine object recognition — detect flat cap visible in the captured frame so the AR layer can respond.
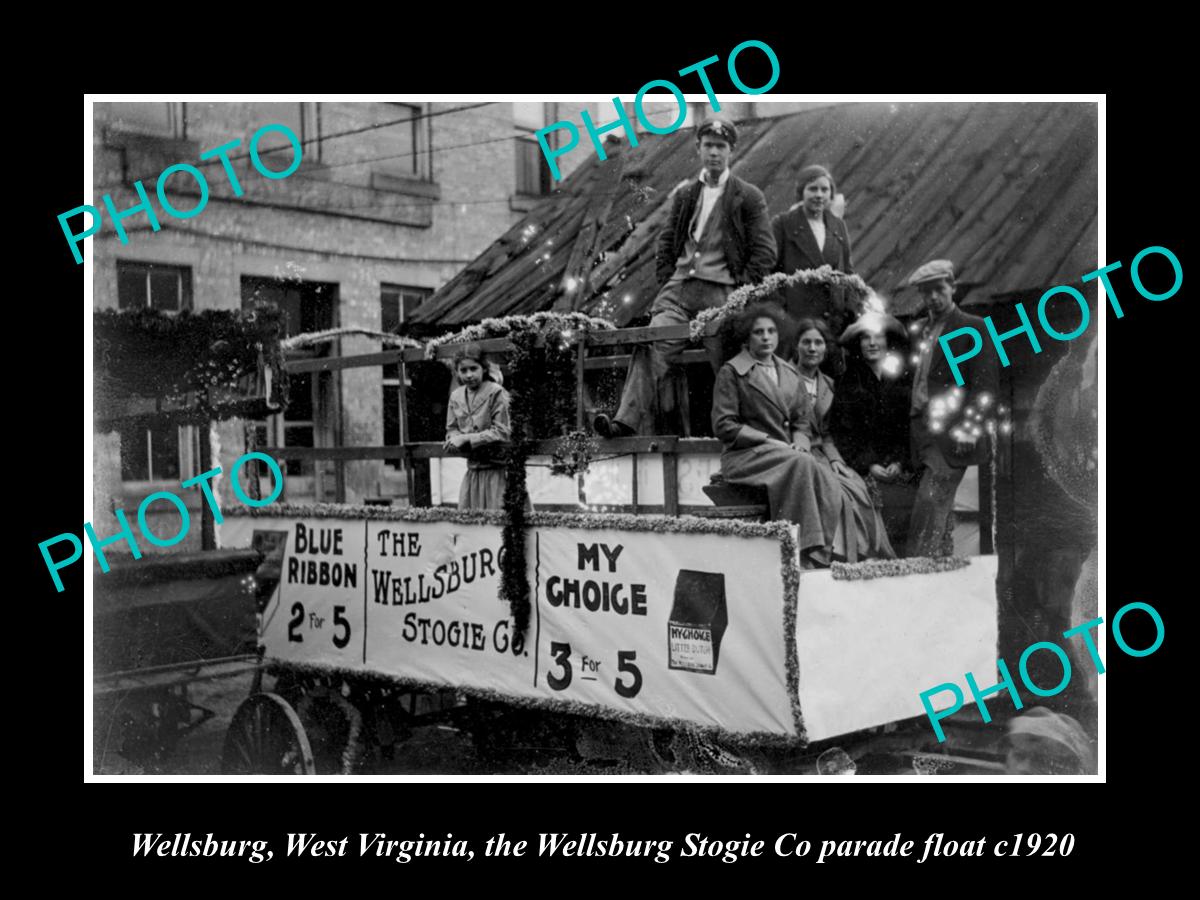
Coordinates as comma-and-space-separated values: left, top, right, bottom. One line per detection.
696, 118, 737, 146
905, 259, 955, 287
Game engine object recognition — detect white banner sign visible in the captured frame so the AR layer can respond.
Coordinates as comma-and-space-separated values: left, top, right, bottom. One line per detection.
794, 555, 1000, 741
531, 526, 794, 737
223, 513, 798, 738
223, 513, 998, 742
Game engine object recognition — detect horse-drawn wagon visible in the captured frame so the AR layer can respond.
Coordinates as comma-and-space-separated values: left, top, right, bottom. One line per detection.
210, 321, 1005, 775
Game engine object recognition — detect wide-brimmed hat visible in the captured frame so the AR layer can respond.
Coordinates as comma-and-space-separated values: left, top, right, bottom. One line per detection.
839, 311, 906, 345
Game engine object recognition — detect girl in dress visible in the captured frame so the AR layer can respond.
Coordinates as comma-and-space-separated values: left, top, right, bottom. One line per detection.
444, 343, 514, 510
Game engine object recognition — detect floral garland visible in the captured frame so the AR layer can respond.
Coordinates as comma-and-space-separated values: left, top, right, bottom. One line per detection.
424, 311, 615, 355
420, 313, 614, 635
500, 327, 540, 637
778, 526, 804, 738
230, 502, 798, 540
548, 429, 601, 478
830, 555, 970, 581
688, 266, 872, 340
281, 327, 424, 351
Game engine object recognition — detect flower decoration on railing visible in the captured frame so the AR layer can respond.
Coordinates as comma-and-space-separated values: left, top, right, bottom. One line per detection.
281, 328, 425, 351
424, 311, 616, 356
548, 429, 601, 478
689, 266, 872, 340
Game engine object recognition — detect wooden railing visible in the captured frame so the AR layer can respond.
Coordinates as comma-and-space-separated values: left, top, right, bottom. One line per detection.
261, 322, 994, 546
263, 324, 723, 515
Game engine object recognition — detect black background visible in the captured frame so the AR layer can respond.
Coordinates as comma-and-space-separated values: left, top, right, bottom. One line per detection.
25, 27, 1184, 883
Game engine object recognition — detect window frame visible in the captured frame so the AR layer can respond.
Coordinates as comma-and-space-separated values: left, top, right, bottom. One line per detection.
114, 260, 196, 485
381, 284, 432, 469
119, 420, 198, 486
386, 102, 432, 181
513, 102, 557, 197
240, 274, 340, 498
116, 260, 194, 313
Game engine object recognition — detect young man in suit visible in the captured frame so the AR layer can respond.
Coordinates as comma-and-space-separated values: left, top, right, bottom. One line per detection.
905, 259, 999, 557
593, 118, 777, 438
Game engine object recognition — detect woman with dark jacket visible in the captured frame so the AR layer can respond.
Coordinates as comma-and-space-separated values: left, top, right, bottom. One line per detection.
794, 317, 895, 562
711, 304, 843, 567
771, 165, 856, 336
829, 310, 916, 551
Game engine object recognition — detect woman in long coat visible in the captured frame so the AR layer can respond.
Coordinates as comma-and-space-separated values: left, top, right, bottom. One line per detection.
830, 312, 912, 478
794, 318, 896, 561
711, 304, 843, 566
771, 165, 857, 373
772, 165, 855, 313
830, 311, 915, 550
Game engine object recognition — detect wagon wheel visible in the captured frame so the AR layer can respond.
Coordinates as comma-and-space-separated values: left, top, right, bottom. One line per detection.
221, 692, 315, 775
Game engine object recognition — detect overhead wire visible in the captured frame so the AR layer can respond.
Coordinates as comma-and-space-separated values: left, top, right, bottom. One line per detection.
91, 100, 676, 215
96, 101, 500, 191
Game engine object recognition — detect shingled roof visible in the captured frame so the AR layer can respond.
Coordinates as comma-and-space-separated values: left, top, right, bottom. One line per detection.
412, 101, 1097, 325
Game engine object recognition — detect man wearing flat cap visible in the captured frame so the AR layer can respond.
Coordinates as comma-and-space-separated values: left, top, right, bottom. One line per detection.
905, 259, 997, 557
594, 118, 777, 437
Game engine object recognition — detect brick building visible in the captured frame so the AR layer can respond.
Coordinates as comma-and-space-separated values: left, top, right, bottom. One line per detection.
90, 99, 600, 551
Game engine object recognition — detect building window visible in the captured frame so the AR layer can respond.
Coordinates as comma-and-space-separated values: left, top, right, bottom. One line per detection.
242, 276, 338, 483
119, 421, 182, 482
115, 262, 195, 482
105, 102, 186, 138
513, 102, 555, 195
251, 102, 319, 163
382, 285, 431, 469
386, 103, 432, 180
242, 275, 335, 338
117, 261, 192, 312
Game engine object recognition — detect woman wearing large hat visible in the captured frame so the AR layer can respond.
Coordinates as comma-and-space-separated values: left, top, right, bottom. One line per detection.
829, 307, 916, 551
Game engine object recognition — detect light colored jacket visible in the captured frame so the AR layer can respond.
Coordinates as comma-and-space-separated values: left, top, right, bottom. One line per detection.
712, 350, 814, 451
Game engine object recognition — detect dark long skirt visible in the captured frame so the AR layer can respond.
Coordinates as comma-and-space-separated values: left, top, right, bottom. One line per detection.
720, 444, 843, 555
812, 448, 896, 562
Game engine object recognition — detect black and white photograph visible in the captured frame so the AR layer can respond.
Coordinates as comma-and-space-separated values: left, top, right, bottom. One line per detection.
76, 93, 1110, 781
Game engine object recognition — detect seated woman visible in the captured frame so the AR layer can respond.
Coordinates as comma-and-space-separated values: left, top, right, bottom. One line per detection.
711, 304, 843, 567
831, 309, 916, 552
794, 317, 895, 562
